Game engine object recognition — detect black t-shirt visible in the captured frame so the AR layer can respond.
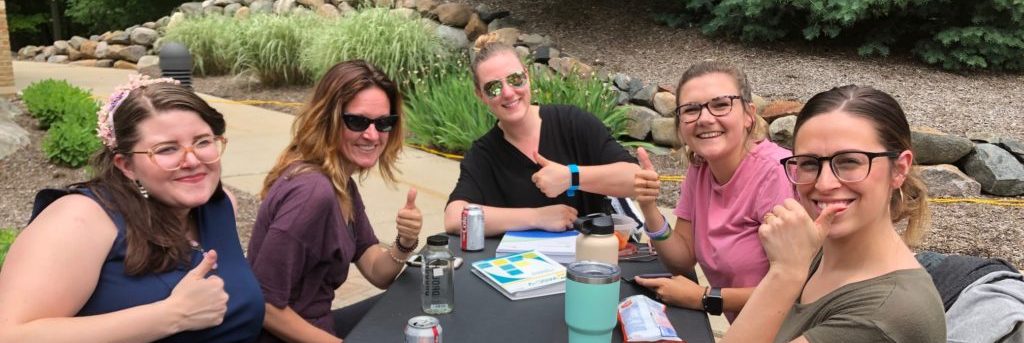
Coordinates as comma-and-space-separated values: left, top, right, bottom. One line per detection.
447, 104, 637, 216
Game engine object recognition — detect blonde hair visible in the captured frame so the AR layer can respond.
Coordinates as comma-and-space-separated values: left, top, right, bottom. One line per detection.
675, 60, 767, 164
261, 60, 404, 222
470, 32, 521, 88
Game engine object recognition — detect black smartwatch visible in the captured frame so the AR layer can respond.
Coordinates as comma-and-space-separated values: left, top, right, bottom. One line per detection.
702, 287, 723, 315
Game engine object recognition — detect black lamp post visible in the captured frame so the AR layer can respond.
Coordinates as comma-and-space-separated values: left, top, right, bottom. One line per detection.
159, 42, 193, 88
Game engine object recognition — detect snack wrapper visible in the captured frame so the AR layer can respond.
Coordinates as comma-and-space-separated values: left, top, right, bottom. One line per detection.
617, 295, 684, 342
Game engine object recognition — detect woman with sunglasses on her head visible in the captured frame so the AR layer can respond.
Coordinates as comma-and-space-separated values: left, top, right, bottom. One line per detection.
0, 75, 263, 342
632, 61, 793, 322
443, 33, 639, 236
714, 85, 944, 342
247, 60, 422, 343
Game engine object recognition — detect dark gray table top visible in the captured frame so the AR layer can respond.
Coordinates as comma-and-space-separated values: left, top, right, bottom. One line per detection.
346, 236, 715, 342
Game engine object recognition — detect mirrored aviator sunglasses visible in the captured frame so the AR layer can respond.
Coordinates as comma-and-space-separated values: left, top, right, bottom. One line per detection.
341, 114, 399, 132
483, 72, 527, 99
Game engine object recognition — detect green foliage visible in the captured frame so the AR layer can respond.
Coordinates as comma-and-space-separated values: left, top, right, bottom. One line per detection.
65, 0, 183, 33
0, 229, 18, 270
42, 112, 102, 168
9, 13, 48, 35
528, 65, 629, 138
300, 7, 451, 87
163, 15, 245, 76
404, 58, 494, 153
234, 14, 324, 86
21, 79, 96, 129
663, 0, 1024, 71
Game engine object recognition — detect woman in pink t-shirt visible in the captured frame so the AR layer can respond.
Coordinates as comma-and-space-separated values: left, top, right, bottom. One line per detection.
633, 61, 795, 322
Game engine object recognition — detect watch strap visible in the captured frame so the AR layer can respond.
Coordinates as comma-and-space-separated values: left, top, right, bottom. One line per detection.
567, 164, 580, 197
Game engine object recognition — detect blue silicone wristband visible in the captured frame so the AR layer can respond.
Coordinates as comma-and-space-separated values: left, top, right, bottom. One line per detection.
567, 164, 579, 197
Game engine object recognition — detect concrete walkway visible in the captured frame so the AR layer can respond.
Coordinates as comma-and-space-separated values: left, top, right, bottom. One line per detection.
12, 61, 728, 337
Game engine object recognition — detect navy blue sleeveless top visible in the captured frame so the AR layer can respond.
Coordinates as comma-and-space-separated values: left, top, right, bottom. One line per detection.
31, 186, 264, 343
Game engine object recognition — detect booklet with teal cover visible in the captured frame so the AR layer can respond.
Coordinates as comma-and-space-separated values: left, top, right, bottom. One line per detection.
471, 250, 567, 300
495, 230, 578, 264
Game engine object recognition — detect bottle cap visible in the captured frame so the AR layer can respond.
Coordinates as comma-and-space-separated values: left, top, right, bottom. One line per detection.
427, 234, 449, 246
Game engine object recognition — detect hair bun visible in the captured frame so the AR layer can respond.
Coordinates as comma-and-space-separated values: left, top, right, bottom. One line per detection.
473, 32, 503, 54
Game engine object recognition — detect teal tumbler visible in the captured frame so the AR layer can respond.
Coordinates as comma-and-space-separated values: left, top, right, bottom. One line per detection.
565, 261, 621, 343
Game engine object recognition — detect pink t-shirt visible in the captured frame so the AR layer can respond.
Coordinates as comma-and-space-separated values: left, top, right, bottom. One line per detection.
674, 140, 794, 322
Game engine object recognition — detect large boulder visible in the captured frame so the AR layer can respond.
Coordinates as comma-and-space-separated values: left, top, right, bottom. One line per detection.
94, 42, 111, 59
53, 40, 70, 55
274, 0, 297, 14
297, 0, 324, 8
532, 45, 559, 64
79, 40, 98, 59
761, 100, 802, 124
625, 106, 659, 140
911, 127, 974, 165
96, 59, 116, 68
137, 55, 162, 77
966, 131, 1024, 163
630, 84, 657, 108
67, 47, 83, 61
204, 5, 224, 15
464, 13, 487, 43
168, 12, 187, 29
651, 117, 681, 147
47, 55, 70, 64
106, 31, 131, 45
235, 6, 251, 19
68, 36, 88, 50
17, 46, 39, 59
130, 27, 159, 46
434, 3, 473, 27
653, 91, 676, 117
917, 165, 981, 198
113, 60, 138, 70
317, 3, 340, 18
435, 25, 469, 50
548, 57, 593, 78
769, 115, 797, 149
250, 0, 274, 13
179, 2, 204, 16
487, 17, 523, 32
224, 3, 243, 16
488, 28, 520, 46
0, 116, 30, 161
416, 0, 438, 16
517, 33, 551, 50
962, 143, 1024, 196
69, 59, 99, 67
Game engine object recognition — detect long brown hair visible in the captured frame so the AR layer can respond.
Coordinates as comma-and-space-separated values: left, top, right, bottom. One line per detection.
674, 60, 768, 163
77, 82, 226, 276
261, 60, 404, 222
794, 85, 930, 248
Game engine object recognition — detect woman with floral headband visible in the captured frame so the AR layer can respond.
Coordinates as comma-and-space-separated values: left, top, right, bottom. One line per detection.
443, 33, 639, 236
0, 75, 264, 342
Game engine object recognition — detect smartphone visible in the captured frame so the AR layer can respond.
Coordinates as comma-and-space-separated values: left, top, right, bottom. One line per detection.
406, 255, 464, 269
623, 272, 673, 283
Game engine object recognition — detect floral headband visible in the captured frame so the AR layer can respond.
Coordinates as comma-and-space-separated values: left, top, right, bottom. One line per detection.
97, 74, 181, 149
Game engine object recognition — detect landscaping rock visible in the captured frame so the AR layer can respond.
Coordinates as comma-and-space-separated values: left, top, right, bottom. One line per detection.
625, 106, 659, 140
911, 127, 974, 165
751, 94, 768, 116
94, 42, 110, 59
400, 0, 417, 9
67, 47, 83, 61
514, 46, 530, 60
416, 0, 438, 16
318, 3, 340, 18
204, 5, 224, 15
533, 45, 559, 64
488, 28, 520, 46
53, 40, 70, 55
105, 44, 130, 61
962, 143, 1024, 196
142, 21, 158, 29
548, 57, 593, 77
130, 27, 159, 46
0, 118, 30, 161
435, 25, 469, 50
68, 36, 88, 50
113, 61, 138, 70
626, 77, 644, 97
156, 16, 171, 29
90, 35, 102, 41
274, 0, 297, 14
477, 5, 508, 23
464, 13, 487, 43
613, 73, 632, 92
47, 55, 69, 64
966, 131, 1024, 162
214, 0, 237, 5
17, 46, 39, 59
235, 6, 251, 19
297, 0, 324, 7
97, 59, 116, 68
761, 100, 802, 123
616, 90, 630, 105
40, 46, 57, 59
137, 56, 162, 77
769, 115, 797, 149
434, 3, 473, 27
33, 54, 48, 62
224, 3, 243, 16
651, 117, 680, 147
373, 0, 395, 7
630, 83, 657, 108
179, 2, 204, 16
653, 91, 676, 117
0, 100, 23, 119
918, 164, 982, 198
70, 59, 99, 67
390, 8, 417, 20
250, 0, 274, 13
487, 17, 522, 32
168, 12, 186, 29
518, 33, 550, 50
291, 6, 312, 15
106, 31, 130, 45
337, 2, 355, 15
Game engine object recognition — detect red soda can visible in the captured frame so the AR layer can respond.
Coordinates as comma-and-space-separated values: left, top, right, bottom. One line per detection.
460, 204, 485, 251
405, 315, 442, 343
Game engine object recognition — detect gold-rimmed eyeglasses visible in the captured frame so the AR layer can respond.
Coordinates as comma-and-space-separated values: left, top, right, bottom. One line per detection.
129, 136, 227, 171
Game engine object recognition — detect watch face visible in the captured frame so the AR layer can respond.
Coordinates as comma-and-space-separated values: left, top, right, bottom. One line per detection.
704, 288, 724, 315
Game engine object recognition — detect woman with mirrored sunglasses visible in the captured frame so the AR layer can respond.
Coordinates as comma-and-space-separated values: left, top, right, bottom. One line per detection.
0, 75, 264, 342
443, 33, 640, 237
631, 61, 793, 322
710, 85, 944, 343
248, 60, 422, 343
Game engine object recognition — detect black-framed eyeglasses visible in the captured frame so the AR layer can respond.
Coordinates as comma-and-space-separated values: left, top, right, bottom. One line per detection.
342, 114, 399, 132
482, 71, 527, 99
129, 136, 227, 171
780, 150, 901, 185
674, 95, 743, 124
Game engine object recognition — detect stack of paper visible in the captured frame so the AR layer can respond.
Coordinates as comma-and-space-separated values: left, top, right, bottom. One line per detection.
495, 230, 578, 264
471, 250, 567, 300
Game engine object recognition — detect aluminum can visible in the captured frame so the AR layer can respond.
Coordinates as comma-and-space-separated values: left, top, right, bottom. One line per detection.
405, 315, 442, 343
460, 204, 485, 251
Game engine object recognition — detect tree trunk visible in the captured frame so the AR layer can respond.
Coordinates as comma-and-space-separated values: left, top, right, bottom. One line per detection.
49, 0, 62, 41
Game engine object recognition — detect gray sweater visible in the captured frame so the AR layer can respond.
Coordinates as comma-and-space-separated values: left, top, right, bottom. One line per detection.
946, 270, 1024, 343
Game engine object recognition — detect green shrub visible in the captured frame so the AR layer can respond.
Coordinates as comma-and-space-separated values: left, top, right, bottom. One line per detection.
163, 15, 245, 76
528, 65, 629, 138
659, 0, 1024, 72
0, 228, 17, 270
234, 14, 324, 86
21, 79, 96, 129
301, 7, 451, 87
39, 90, 102, 168
404, 58, 494, 153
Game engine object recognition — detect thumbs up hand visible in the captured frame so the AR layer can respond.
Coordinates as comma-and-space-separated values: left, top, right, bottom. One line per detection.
396, 188, 423, 248
633, 148, 661, 207
531, 152, 571, 198
758, 199, 843, 274
167, 250, 229, 331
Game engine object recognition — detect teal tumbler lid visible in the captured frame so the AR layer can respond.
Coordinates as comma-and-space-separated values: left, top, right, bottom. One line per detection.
567, 261, 621, 284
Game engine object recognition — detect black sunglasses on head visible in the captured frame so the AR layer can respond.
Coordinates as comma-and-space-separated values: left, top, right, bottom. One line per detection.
341, 114, 399, 132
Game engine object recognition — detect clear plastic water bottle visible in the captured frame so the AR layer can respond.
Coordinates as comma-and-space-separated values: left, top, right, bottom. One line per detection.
421, 234, 454, 314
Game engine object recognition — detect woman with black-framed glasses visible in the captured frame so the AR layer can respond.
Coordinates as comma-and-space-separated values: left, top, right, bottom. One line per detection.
442, 33, 640, 237
248, 60, 423, 342
632, 61, 794, 323
712, 85, 944, 342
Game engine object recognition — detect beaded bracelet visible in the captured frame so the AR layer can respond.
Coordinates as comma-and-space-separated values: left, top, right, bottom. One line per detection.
645, 215, 673, 241
385, 245, 407, 264
395, 236, 418, 253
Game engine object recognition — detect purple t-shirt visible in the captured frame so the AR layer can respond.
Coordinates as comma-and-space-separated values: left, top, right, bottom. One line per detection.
247, 168, 379, 342
674, 140, 794, 322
